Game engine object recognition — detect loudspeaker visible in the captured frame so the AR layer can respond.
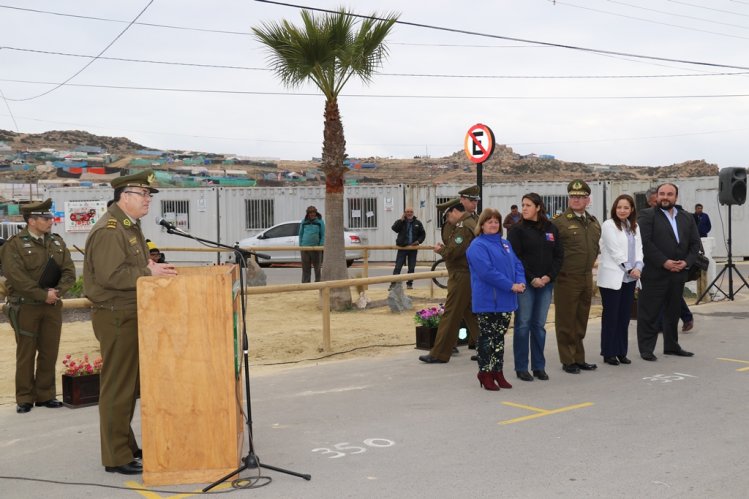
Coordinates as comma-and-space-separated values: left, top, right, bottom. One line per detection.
718, 167, 747, 206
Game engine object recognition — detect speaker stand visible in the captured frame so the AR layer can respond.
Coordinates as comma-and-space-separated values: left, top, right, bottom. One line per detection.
696, 205, 749, 303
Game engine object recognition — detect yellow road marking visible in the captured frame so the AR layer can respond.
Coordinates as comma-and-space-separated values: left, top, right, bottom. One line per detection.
125, 480, 231, 498
501, 401, 548, 413
717, 358, 749, 372
499, 402, 594, 425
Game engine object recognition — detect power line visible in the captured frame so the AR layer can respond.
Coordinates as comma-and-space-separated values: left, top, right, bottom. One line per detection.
3, 77, 749, 100
254, 0, 749, 70
4, 111, 749, 149
4, 45, 748, 79
7, 1, 154, 102
608, 0, 749, 30
667, 0, 749, 17
0, 3, 250, 36
550, 0, 749, 40
0, 88, 19, 131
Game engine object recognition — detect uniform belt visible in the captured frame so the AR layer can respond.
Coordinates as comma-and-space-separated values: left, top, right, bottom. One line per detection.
91, 301, 136, 312
7, 296, 45, 305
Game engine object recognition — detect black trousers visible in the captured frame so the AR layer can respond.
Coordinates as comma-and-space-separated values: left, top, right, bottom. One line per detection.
637, 271, 687, 354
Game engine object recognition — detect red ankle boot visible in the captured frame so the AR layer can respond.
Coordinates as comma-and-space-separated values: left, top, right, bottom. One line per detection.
477, 371, 500, 391
493, 371, 513, 389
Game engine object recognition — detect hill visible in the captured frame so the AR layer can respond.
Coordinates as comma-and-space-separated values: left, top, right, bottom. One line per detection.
0, 129, 719, 184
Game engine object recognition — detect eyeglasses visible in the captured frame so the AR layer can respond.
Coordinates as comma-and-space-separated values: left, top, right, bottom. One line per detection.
123, 190, 153, 199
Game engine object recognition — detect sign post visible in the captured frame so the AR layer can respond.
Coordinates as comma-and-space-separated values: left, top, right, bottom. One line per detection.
464, 123, 495, 213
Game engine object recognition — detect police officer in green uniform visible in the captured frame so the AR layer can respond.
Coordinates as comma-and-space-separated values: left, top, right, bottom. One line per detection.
83, 170, 177, 475
458, 184, 481, 228
419, 201, 480, 363
1, 199, 75, 413
552, 180, 601, 374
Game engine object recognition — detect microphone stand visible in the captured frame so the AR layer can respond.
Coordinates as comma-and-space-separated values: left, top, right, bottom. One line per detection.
159, 227, 311, 490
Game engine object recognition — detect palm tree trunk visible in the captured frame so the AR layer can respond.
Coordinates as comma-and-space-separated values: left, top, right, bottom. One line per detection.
321, 98, 352, 310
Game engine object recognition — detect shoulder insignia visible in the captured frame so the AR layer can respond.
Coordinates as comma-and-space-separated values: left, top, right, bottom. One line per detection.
566, 213, 574, 219
147, 172, 155, 184
106, 219, 118, 229
53, 240, 61, 246
123, 218, 132, 228
456, 221, 464, 228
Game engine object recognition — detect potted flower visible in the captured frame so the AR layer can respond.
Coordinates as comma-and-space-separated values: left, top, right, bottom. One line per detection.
414, 305, 444, 350
61, 354, 102, 408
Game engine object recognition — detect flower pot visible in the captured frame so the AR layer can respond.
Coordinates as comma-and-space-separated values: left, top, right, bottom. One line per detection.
415, 326, 438, 350
62, 373, 100, 408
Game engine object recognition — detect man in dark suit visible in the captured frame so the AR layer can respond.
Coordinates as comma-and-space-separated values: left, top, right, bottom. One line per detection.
637, 183, 701, 361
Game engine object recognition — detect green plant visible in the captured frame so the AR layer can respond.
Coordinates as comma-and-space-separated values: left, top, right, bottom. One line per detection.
65, 276, 84, 298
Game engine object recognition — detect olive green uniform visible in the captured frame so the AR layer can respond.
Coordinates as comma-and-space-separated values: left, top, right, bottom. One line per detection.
1, 229, 75, 405
552, 208, 601, 365
83, 203, 151, 468
429, 213, 480, 361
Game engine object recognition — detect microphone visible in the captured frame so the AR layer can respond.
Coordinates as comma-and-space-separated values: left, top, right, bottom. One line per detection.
155, 217, 183, 233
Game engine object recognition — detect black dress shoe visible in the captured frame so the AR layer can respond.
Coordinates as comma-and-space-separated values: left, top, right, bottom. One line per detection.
562, 364, 581, 374
105, 460, 143, 475
603, 357, 620, 366
419, 355, 447, 364
617, 356, 632, 364
133, 448, 142, 460
516, 371, 534, 381
664, 349, 694, 357
577, 362, 598, 370
641, 352, 657, 361
35, 399, 63, 408
533, 370, 549, 381
452, 347, 460, 354
16, 403, 32, 414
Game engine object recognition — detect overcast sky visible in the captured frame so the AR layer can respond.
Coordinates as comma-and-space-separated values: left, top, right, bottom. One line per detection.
1, 0, 749, 167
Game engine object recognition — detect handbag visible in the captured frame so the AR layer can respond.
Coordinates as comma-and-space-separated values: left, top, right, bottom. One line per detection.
687, 252, 709, 282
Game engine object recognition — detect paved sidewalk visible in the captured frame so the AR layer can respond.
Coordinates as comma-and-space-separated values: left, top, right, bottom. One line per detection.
1, 295, 748, 498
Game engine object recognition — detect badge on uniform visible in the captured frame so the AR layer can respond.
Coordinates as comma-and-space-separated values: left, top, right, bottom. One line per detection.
455, 236, 463, 244
123, 218, 132, 228
128, 236, 138, 246
106, 219, 118, 230
566, 213, 574, 219
545, 233, 555, 242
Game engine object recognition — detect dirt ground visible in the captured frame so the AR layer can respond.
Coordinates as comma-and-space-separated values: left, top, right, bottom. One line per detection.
0, 285, 610, 406
0, 287, 453, 405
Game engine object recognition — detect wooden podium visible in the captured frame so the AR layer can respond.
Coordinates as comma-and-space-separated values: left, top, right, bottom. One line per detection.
137, 265, 244, 486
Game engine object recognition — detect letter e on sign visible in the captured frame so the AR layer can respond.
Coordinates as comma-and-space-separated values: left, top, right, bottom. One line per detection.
464, 124, 495, 164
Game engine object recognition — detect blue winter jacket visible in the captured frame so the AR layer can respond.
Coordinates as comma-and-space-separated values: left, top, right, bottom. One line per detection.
466, 233, 526, 313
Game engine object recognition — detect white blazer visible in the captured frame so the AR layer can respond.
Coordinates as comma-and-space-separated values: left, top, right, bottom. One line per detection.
596, 218, 643, 290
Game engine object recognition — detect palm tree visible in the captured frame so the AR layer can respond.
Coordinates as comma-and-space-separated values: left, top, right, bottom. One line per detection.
253, 8, 398, 310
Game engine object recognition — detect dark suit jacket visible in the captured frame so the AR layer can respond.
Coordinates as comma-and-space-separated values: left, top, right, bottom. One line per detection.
638, 206, 701, 280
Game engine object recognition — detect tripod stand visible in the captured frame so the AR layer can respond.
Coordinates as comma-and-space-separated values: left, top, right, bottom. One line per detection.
696, 204, 749, 304
158, 225, 311, 490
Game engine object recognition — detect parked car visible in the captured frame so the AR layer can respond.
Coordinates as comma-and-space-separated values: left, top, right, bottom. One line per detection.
238, 221, 367, 267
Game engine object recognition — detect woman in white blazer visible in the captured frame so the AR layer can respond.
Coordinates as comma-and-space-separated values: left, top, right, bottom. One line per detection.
597, 194, 643, 366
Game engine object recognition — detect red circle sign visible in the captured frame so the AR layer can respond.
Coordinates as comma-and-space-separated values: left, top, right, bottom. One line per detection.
464, 124, 495, 164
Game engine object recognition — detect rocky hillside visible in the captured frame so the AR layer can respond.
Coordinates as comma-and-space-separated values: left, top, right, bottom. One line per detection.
1, 130, 145, 152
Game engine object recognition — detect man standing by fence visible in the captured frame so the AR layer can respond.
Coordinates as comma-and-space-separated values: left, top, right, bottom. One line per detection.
390, 207, 425, 290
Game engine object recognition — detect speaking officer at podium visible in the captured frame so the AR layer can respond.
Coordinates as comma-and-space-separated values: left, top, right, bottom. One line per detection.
83, 170, 177, 475
637, 183, 701, 361
1, 199, 75, 414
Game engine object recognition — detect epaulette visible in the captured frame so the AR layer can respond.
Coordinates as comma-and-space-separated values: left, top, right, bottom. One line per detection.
106, 219, 118, 230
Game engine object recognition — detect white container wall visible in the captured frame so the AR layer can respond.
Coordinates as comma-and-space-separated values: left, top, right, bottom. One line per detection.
40, 175, 749, 263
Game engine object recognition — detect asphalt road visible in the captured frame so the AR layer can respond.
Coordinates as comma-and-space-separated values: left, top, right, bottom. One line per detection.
1, 291, 748, 498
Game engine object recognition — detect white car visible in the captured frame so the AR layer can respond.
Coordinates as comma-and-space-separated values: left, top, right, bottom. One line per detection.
238, 221, 366, 267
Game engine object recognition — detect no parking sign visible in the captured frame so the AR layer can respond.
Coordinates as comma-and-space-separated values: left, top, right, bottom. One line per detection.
464, 124, 495, 164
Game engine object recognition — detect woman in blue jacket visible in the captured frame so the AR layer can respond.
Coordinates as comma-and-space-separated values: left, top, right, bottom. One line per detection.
466, 208, 527, 391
